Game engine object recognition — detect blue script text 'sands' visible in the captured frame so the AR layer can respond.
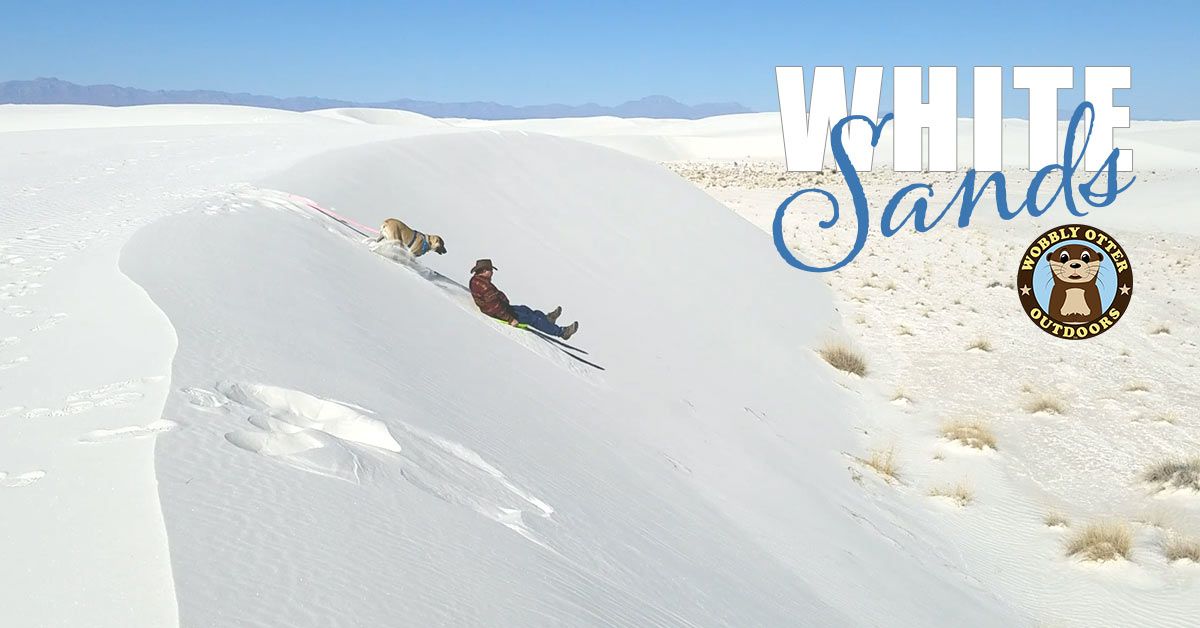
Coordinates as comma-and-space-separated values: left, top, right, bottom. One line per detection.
772, 102, 1134, 272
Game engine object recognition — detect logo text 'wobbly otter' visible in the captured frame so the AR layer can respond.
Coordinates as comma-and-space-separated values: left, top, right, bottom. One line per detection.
1020, 226, 1129, 274
771, 66, 1136, 272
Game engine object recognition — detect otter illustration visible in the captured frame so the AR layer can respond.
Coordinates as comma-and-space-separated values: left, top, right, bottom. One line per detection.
1047, 244, 1103, 323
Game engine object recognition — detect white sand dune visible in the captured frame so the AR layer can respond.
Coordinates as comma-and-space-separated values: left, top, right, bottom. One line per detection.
0, 103, 325, 132
1, 103, 1196, 627
461, 111, 1200, 171
306, 107, 451, 127
452, 112, 787, 161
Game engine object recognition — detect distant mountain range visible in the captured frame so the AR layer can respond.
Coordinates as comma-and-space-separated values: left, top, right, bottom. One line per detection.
0, 78, 753, 120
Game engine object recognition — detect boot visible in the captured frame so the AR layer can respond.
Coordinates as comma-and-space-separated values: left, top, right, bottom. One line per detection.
560, 321, 579, 340
546, 306, 562, 323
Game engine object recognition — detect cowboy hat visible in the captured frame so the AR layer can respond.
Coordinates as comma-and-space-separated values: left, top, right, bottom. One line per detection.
470, 258, 497, 274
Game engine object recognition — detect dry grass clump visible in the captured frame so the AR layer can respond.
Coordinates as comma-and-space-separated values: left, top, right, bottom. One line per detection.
929, 482, 973, 506
819, 342, 867, 377
1163, 534, 1200, 563
1066, 522, 1133, 562
1124, 381, 1152, 393
941, 421, 997, 450
966, 338, 992, 352
1142, 458, 1200, 492
860, 447, 899, 482
1024, 392, 1066, 415
1155, 412, 1180, 425
1044, 511, 1070, 528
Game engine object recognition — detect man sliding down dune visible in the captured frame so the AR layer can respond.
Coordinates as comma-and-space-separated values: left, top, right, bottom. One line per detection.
469, 259, 580, 340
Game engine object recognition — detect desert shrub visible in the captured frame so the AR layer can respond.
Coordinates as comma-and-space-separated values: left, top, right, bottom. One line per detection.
861, 448, 899, 482
1143, 458, 1200, 492
1024, 393, 1066, 415
929, 482, 973, 506
1156, 412, 1180, 425
1066, 522, 1133, 561
966, 338, 992, 352
1044, 512, 1070, 528
941, 421, 997, 450
1163, 535, 1200, 563
819, 342, 867, 377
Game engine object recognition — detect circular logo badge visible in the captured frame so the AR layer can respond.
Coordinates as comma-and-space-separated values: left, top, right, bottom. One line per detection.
1017, 224, 1133, 339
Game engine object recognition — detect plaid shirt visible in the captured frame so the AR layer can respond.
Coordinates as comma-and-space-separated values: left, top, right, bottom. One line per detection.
470, 274, 515, 322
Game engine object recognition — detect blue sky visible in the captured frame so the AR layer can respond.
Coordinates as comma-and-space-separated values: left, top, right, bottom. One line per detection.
1, 1, 1195, 118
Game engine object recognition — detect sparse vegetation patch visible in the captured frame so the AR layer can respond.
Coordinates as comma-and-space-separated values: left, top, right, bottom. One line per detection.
1066, 522, 1133, 562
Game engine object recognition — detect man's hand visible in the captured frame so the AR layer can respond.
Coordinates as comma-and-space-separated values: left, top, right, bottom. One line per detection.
509, 319, 519, 326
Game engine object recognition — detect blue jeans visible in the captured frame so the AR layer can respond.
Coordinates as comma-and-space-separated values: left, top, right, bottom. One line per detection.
511, 305, 562, 336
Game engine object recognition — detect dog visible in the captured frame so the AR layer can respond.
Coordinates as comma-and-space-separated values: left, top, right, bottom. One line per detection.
1047, 244, 1102, 322
373, 218, 446, 257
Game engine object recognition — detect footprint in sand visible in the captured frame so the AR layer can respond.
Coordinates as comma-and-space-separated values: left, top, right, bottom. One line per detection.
64, 380, 147, 408
0, 281, 42, 299
663, 454, 693, 475
95, 392, 144, 407
0, 471, 46, 488
3, 305, 33, 318
181, 386, 227, 411
57, 401, 96, 416
0, 356, 29, 370
31, 313, 68, 332
79, 419, 178, 443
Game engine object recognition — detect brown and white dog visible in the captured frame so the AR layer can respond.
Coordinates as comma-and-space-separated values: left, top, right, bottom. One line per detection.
373, 218, 447, 257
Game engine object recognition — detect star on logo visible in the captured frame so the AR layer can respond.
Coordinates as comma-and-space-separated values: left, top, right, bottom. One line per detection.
1019, 284, 1032, 296
1119, 284, 1131, 295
